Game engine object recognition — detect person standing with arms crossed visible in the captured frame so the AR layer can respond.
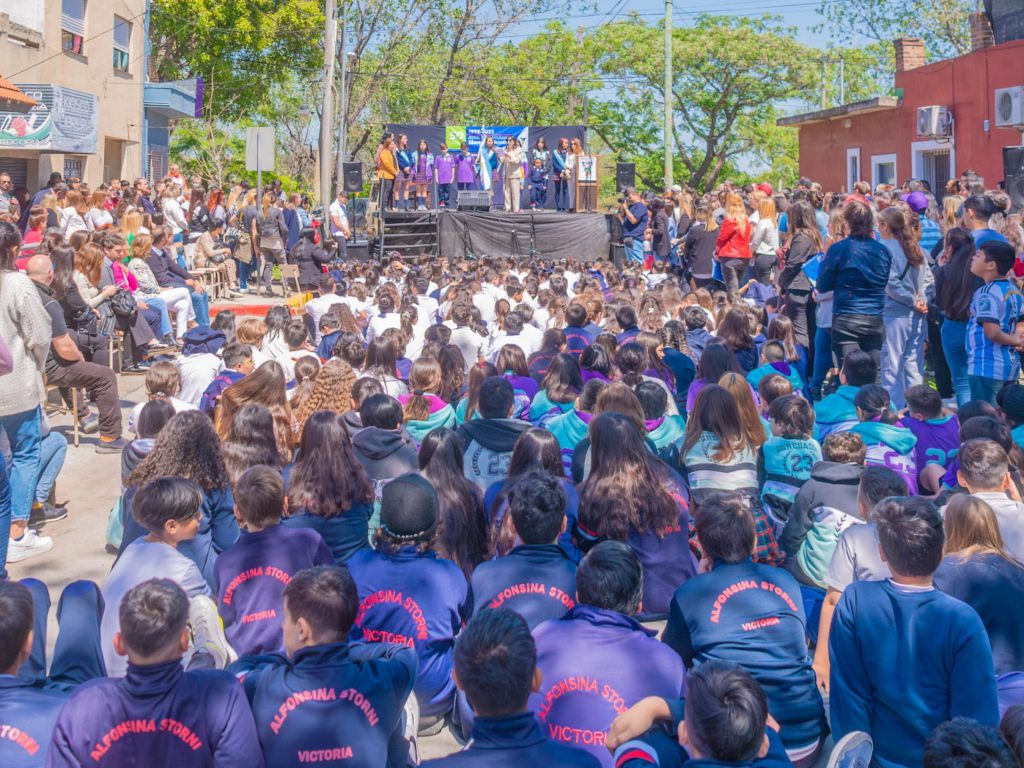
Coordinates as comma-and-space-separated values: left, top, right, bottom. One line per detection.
502, 137, 525, 213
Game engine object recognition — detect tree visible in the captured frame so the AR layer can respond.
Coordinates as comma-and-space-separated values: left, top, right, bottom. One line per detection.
589, 14, 821, 192
817, 0, 972, 87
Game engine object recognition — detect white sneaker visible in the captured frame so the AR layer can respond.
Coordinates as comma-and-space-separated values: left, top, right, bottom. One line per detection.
187, 595, 236, 669
8, 529, 54, 562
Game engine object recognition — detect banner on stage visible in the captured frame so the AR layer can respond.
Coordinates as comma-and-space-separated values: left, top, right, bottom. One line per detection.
463, 125, 529, 154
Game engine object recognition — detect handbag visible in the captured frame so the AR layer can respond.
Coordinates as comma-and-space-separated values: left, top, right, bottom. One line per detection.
109, 288, 138, 318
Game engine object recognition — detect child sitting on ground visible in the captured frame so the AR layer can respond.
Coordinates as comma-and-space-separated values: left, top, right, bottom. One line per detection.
759, 394, 822, 526
100, 477, 212, 678
127, 360, 196, 435
897, 384, 959, 494
199, 343, 254, 416
279, 319, 319, 381
814, 350, 876, 440
757, 373, 793, 420
51, 579, 262, 766
214, 465, 333, 656
849, 384, 919, 494
316, 313, 341, 361
748, 342, 804, 408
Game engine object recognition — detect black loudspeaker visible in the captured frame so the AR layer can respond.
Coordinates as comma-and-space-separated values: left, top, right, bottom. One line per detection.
342, 162, 363, 193
616, 162, 636, 192
457, 190, 491, 211
1004, 146, 1024, 211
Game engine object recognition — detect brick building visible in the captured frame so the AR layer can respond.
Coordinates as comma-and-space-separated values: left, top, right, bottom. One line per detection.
779, 13, 1024, 196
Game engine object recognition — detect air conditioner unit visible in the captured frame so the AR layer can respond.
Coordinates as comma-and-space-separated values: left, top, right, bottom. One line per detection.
917, 105, 951, 138
995, 86, 1024, 129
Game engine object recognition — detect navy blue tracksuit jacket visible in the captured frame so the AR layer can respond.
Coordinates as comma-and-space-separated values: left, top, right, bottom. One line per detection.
232, 641, 416, 768
422, 711, 601, 766
469, 544, 577, 629
48, 660, 262, 767
0, 676, 66, 767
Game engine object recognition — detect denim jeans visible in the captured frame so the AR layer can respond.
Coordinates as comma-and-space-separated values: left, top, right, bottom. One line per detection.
0, 460, 9, 578
625, 237, 644, 264
811, 326, 833, 397
34, 431, 67, 506
0, 406, 42, 538
941, 318, 971, 407
969, 375, 1009, 405
141, 294, 172, 337
21, 578, 107, 687
235, 257, 253, 290
880, 313, 926, 410
190, 289, 210, 325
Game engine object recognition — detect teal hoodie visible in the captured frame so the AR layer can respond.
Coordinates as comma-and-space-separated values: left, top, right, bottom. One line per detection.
405, 404, 456, 448
850, 420, 919, 494
546, 409, 592, 473
814, 385, 859, 440
455, 397, 481, 426
647, 414, 686, 451
748, 361, 804, 394
1013, 423, 1024, 452
529, 389, 575, 423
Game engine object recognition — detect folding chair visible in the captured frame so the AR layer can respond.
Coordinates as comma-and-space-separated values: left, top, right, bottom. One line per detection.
280, 264, 302, 298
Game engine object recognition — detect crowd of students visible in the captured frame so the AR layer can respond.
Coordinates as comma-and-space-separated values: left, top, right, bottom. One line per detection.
3, 173, 1024, 767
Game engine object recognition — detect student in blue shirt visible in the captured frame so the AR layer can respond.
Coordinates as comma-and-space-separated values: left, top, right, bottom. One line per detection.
663, 492, 825, 762
231, 566, 416, 767
813, 349, 876, 440
471, 472, 577, 629
348, 473, 468, 723
924, 718, 1018, 768
963, 194, 1010, 248
966, 240, 1024, 404
605, 662, 794, 768
829, 496, 999, 768
214, 465, 334, 656
51, 579, 262, 768
422, 608, 600, 767
0, 579, 105, 768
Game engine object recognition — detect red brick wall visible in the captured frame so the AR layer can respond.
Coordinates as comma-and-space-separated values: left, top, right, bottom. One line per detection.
794, 39, 1024, 190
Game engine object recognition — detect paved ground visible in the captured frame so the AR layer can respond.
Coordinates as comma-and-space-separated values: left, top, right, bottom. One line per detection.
8, 298, 460, 759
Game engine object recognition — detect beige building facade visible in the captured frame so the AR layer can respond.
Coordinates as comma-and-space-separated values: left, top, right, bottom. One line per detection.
0, 0, 144, 189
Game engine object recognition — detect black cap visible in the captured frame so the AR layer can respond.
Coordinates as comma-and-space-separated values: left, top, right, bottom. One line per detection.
380, 473, 438, 540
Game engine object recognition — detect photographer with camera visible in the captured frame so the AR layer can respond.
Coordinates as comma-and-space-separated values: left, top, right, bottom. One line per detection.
619, 187, 649, 265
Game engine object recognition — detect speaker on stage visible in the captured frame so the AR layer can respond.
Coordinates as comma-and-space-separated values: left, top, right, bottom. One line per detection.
457, 190, 491, 211
342, 162, 363, 193
1004, 146, 1024, 211
616, 162, 636, 193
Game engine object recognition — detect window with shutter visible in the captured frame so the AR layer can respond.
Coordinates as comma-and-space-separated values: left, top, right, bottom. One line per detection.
112, 15, 130, 72
61, 0, 86, 55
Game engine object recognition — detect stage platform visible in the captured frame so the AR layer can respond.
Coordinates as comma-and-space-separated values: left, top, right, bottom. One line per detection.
373, 209, 613, 262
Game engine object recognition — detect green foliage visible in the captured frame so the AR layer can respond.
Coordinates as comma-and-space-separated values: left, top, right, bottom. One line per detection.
817, 0, 972, 84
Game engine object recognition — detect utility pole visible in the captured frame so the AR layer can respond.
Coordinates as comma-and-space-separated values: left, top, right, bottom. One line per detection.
320, 0, 337, 208
335, 0, 348, 189
839, 55, 845, 104
820, 58, 827, 109
664, 0, 673, 190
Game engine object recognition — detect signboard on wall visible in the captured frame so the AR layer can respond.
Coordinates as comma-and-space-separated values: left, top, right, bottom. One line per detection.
463, 126, 529, 154
0, 84, 98, 153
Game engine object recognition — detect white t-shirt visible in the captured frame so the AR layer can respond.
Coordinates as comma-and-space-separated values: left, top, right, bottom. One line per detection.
85, 207, 114, 231
366, 312, 402, 344
825, 522, 891, 592
305, 294, 347, 342
101, 539, 210, 677
486, 332, 539, 362
176, 352, 224, 406
450, 326, 487, 371
329, 200, 349, 237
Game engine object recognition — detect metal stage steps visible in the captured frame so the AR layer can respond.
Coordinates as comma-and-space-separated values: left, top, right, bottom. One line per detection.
374, 210, 439, 259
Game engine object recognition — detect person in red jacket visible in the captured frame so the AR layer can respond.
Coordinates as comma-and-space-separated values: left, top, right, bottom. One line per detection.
716, 192, 753, 291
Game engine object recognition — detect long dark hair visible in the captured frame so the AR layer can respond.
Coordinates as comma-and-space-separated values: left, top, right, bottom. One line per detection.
288, 411, 372, 517
0, 220, 21, 271
220, 404, 287, 487
716, 309, 754, 352
681, 384, 749, 462
463, 362, 498, 422
489, 428, 565, 556
697, 342, 741, 384
364, 336, 399, 378
616, 342, 647, 387
215, 360, 294, 456
579, 414, 680, 539
128, 410, 228, 492
49, 244, 76, 302
880, 207, 924, 268
438, 344, 466, 403
938, 227, 977, 321
787, 200, 823, 252
419, 428, 488, 578
540, 353, 583, 404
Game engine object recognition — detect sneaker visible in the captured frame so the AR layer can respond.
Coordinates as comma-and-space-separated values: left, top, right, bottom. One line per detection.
78, 414, 100, 434
8, 529, 54, 562
29, 502, 68, 527
95, 436, 128, 454
826, 731, 873, 768
122, 363, 149, 375
188, 595, 236, 669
